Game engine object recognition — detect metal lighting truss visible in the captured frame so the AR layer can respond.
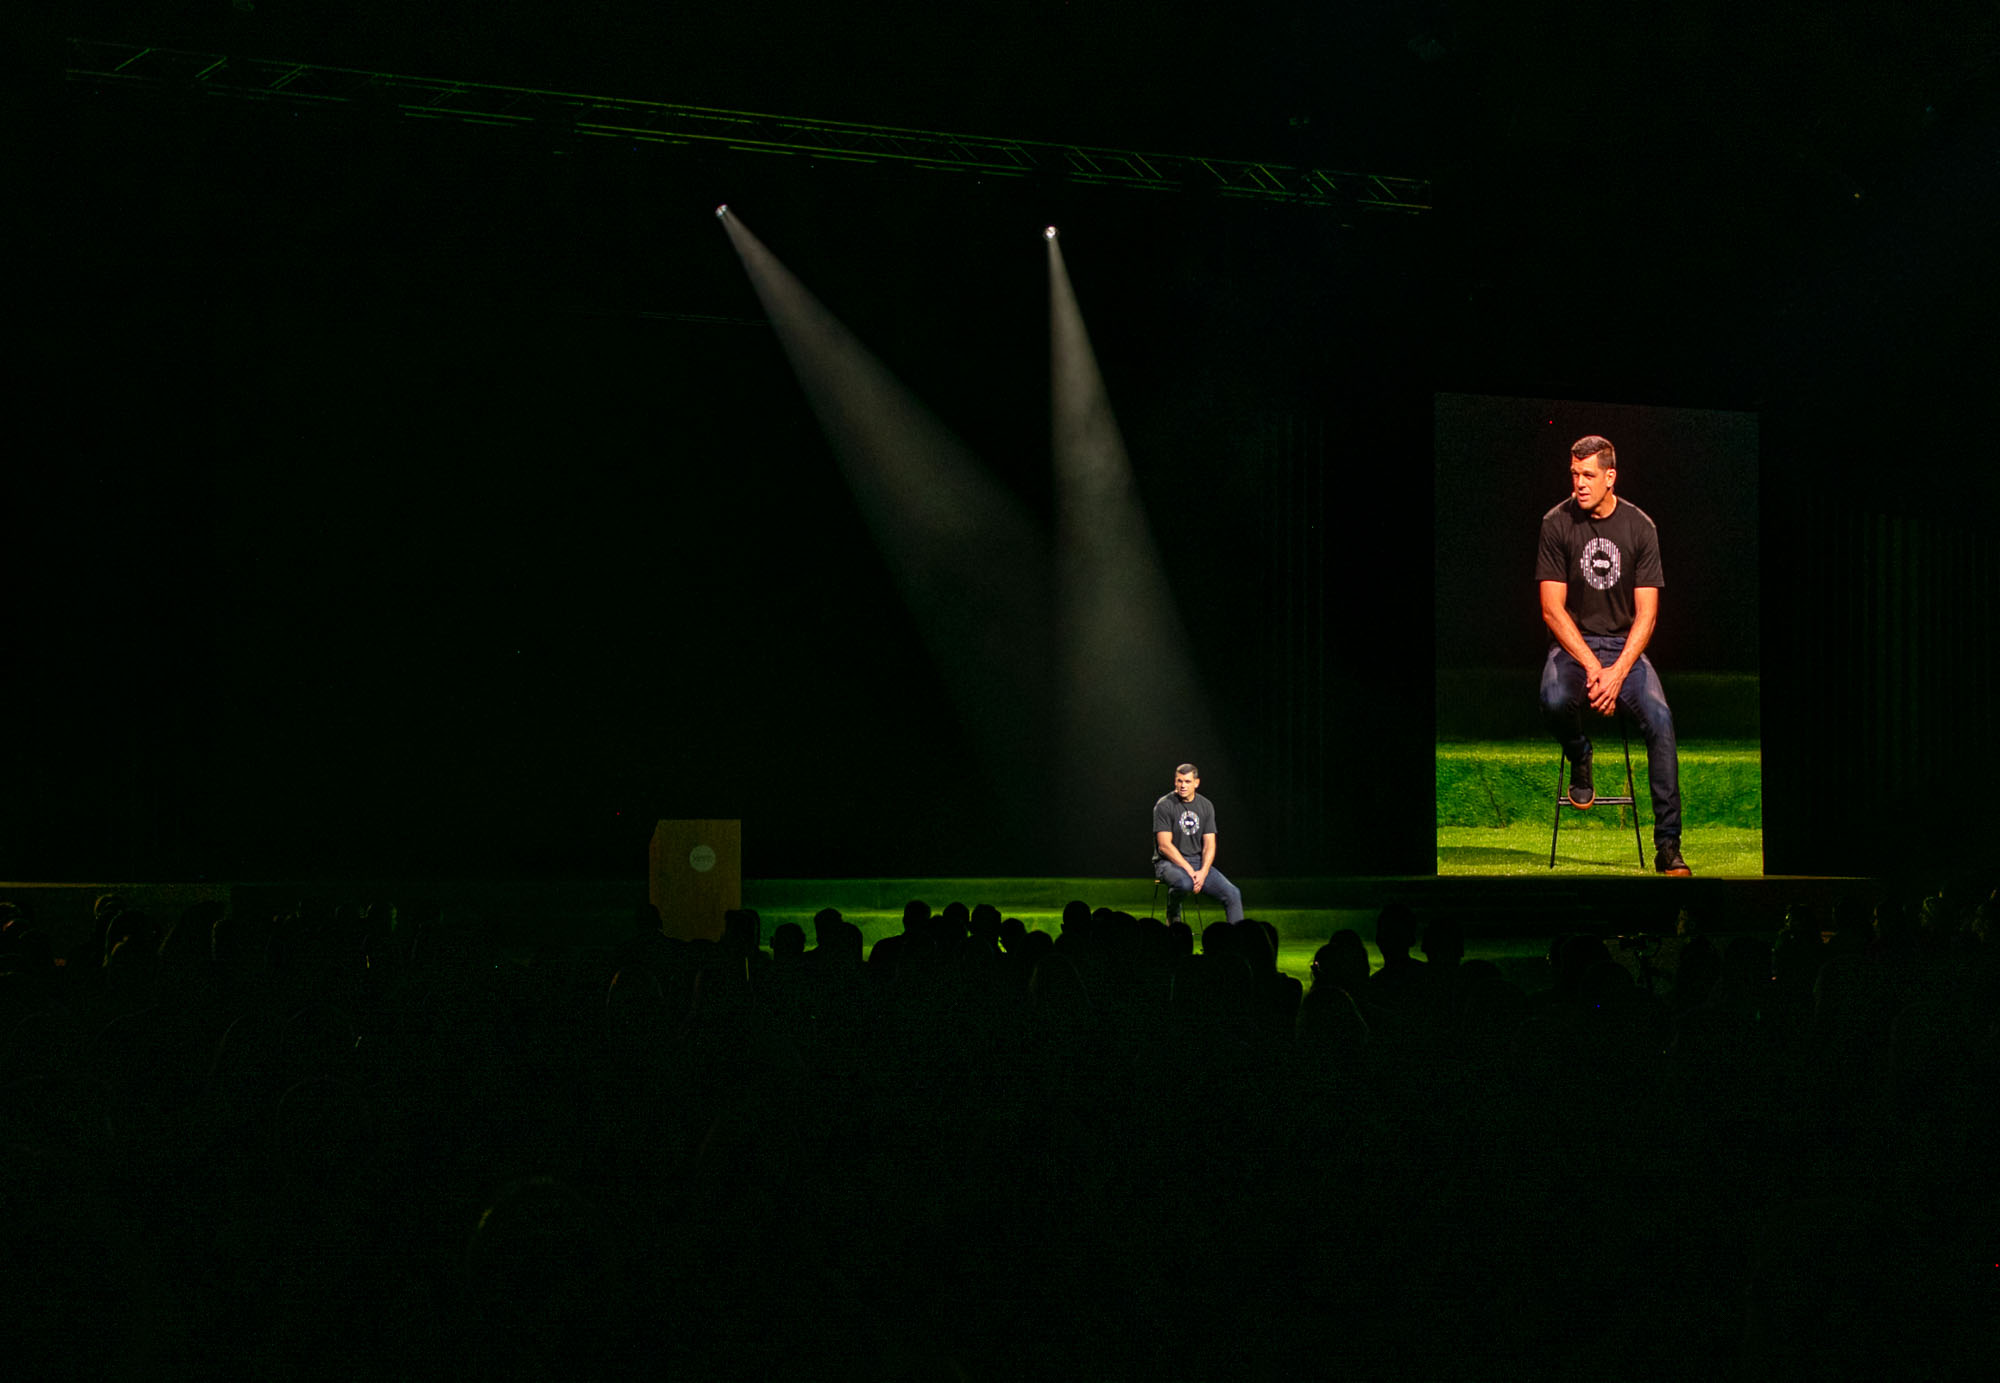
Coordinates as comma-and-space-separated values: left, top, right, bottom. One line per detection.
65, 39, 1431, 220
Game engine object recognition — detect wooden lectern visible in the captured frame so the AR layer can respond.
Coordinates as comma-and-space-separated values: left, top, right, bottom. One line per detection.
647, 819, 741, 941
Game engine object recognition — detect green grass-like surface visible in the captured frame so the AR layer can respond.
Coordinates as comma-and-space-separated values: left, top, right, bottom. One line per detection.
739, 903, 1554, 988
736, 878, 1573, 986
745, 905, 1371, 981
1438, 823, 1767, 877
1436, 739, 1762, 829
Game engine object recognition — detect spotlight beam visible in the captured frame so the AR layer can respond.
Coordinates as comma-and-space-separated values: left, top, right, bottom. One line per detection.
721, 213, 1052, 812
1048, 233, 1224, 863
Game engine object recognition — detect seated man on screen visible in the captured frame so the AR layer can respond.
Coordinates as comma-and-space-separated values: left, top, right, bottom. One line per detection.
1537, 435, 1691, 876
1152, 763, 1247, 923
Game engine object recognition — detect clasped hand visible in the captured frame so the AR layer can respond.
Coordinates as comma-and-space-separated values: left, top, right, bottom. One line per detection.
1585, 662, 1626, 716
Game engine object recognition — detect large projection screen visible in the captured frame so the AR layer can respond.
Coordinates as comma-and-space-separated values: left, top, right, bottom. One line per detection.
1434, 394, 1762, 876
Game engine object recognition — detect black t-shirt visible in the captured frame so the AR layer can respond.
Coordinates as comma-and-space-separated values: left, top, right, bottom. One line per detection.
1153, 791, 1217, 864
1535, 496, 1665, 637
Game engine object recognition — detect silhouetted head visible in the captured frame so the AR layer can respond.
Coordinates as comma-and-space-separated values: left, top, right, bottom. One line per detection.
720, 909, 762, 955
1311, 929, 1371, 995
1374, 904, 1420, 961
1872, 897, 1915, 949
831, 917, 866, 966
812, 907, 843, 942
1019, 929, 1054, 969
969, 903, 1002, 942
460, 1174, 620, 1372
1421, 914, 1466, 968
157, 900, 223, 972
1239, 919, 1277, 975
1553, 934, 1612, 993
936, 901, 971, 944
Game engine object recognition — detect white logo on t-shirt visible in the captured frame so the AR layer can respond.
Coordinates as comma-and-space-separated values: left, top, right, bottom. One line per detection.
1178, 809, 1200, 837
1581, 537, 1623, 591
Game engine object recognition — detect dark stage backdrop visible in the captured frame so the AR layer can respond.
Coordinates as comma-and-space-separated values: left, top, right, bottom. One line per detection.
16, 87, 1436, 882
1435, 394, 1760, 684
23, 30, 1992, 883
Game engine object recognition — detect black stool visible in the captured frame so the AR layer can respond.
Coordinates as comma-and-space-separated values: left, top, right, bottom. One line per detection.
1149, 873, 1206, 928
1550, 713, 1647, 869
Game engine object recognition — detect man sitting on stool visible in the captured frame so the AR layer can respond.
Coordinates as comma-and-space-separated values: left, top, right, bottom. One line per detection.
1537, 434, 1691, 876
1153, 762, 1247, 923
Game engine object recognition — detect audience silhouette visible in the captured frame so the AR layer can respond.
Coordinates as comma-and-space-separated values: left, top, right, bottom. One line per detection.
1, 871, 1992, 1379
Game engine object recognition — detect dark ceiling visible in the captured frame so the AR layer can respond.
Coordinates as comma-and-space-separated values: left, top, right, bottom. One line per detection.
44, 1, 2000, 173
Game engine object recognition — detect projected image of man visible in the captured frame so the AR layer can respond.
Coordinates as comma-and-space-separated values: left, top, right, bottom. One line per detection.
1537, 435, 1691, 875
1152, 764, 1246, 923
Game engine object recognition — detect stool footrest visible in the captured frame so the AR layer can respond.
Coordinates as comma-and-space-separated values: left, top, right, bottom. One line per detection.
1550, 717, 1648, 869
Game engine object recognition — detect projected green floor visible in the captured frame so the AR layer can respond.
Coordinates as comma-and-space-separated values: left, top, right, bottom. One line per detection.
1436, 739, 1763, 876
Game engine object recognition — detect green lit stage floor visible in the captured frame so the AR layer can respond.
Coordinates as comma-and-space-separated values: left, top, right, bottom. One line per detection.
738, 874, 1775, 990
735, 900, 1552, 990
1436, 823, 1767, 877
1436, 737, 1763, 876
738, 878, 1380, 983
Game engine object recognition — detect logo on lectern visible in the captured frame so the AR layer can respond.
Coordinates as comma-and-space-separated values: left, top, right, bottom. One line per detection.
689, 845, 717, 872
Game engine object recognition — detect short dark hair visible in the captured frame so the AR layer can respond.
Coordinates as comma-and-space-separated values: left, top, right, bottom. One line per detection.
1175, 762, 1200, 778
1570, 435, 1616, 468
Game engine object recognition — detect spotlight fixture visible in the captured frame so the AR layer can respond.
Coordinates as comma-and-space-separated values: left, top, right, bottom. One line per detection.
716, 204, 729, 219
1044, 226, 1058, 240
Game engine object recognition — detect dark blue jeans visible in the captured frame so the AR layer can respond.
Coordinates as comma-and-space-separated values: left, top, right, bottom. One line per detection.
1540, 636, 1682, 846
1153, 858, 1246, 924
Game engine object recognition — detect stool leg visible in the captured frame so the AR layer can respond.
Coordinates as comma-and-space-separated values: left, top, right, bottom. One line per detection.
1621, 719, 1645, 870
1550, 750, 1566, 868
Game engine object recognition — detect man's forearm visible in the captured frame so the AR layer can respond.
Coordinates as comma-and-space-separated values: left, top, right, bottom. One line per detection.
1543, 602, 1600, 671
1614, 605, 1657, 671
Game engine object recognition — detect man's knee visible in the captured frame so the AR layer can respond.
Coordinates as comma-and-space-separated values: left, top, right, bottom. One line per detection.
1540, 658, 1581, 717
1625, 682, 1676, 741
